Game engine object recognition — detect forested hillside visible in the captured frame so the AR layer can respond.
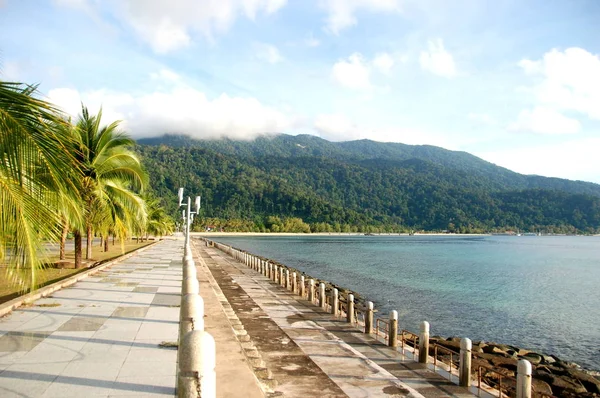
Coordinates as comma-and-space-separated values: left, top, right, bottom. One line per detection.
136, 134, 600, 234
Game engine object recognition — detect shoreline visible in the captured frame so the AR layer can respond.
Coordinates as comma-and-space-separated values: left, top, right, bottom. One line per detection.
203, 237, 600, 397
191, 232, 491, 237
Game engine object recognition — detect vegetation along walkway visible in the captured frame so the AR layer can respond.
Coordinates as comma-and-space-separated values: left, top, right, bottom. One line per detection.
196, 239, 479, 398
0, 240, 183, 397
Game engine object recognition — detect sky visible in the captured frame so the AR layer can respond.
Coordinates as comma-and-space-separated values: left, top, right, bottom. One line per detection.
1, 0, 600, 183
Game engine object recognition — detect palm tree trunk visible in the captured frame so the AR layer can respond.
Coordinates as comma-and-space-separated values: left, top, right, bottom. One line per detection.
59, 222, 68, 260
74, 230, 83, 268
104, 236, 109, 252
86, 224, 93, 259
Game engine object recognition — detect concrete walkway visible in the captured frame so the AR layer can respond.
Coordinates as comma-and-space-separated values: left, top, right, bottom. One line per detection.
0, 241, 184, 397
198, 240, 478, 398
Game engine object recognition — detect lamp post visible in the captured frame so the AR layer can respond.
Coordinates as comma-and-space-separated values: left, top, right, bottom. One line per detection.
178, 188, 201, 250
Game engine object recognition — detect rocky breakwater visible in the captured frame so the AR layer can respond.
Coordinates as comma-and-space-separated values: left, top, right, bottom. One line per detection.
432, 337, 600, 397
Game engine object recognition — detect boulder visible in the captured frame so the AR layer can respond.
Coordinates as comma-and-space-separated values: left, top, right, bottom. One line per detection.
483, 345, 511, 357
434, 339, 461, 352
531, 379, 553, 396
565, 369, 600, 394
542, 355, 556, 365
522, 352, 543, 365
539, 374, 588, 395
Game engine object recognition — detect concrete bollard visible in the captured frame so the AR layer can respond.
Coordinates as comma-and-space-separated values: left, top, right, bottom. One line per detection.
331, 288, 339, 315
459, 338, 472, 387
517, 359, 532, 398
347, 294, 355, 323
319, 283, 326, 309
419, 321, 429, 363
308, 279, 315, 303
299, 276, 305, 298
365, 301, 374, 334
285, 269, 290, 289
291, 272, 296, 293
280, 268, 285, 287
183, 263, 196, 280
178, 330, 216, 398
275, 266, 280, 283
182, 276, 200, 295
389, 311, 398, 347
179, 294, 205, 344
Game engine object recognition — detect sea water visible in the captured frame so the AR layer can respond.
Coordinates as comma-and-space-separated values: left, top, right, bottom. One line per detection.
212, 235, 600, 370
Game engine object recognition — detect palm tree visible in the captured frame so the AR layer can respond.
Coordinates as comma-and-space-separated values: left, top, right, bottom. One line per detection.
71, 106, 148, 267
144, 196, 175, 239
0, 81, 79, 290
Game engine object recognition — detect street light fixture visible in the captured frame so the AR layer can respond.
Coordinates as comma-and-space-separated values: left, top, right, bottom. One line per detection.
178, 187, 201, 249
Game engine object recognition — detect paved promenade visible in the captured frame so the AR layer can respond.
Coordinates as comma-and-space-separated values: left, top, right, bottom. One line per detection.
0, 241, 183, 397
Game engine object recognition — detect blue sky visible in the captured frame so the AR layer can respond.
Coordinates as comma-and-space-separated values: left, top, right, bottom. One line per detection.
1, 0, 600, 182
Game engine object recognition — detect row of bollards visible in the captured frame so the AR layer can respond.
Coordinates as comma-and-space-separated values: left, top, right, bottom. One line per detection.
178, 243, 216, 398
208, 240, 534, 398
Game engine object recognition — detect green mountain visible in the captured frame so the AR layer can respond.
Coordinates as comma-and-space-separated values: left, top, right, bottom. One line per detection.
136, 134, 600, 233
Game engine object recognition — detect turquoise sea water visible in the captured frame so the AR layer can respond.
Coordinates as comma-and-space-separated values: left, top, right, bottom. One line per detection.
211, 235, 600, 370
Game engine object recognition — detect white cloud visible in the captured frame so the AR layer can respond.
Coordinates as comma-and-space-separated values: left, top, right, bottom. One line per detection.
478, 137, 600, 183
468, 113, 494, 125
320, 0, 401, 34
254, 43, 284, 64
508, 107, 581, 135
373, 52, 394, 74
314, 113, 454, 147
419, 38, 457, 78
47, 71, 293, 140
518, 47, 600, 120
332, 53, 372, 90
56, 0, 288, 53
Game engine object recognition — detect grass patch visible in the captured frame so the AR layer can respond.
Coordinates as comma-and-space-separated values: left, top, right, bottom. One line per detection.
0, 240, 155, 305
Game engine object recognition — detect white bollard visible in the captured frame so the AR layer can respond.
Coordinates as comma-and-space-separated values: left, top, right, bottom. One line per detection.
280, 268, 285, 286
308, 279, 315, 303
459, 338, 472, 387
347, 294, 355, 323
331, 288, 339, 315
182, 277, 199, 295
365, 301, 374, 334
299, 276, 305, 298
419, 321, 429, 363
389, 310, 398, 347
178, 330, 216, 398
183, 263, 196, 280
292, 272, 297, 293
179, 294, 205, 343
285, 269, 290, 290
319, 283, 326, 309
517, 359, 532, 398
